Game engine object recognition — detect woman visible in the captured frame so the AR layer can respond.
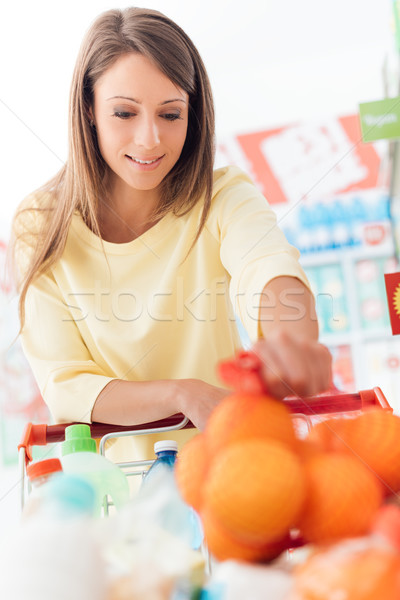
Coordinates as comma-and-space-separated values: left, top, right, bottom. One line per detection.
12, 7, 331, 459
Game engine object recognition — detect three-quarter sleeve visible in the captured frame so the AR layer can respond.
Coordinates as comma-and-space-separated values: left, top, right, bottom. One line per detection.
21, 270, 116, 423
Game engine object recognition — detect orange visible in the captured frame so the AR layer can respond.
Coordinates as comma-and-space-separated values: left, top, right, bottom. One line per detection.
174, 433, 209, 512
295, 438, 323, 463
291, 538, 400, 600
203, 438, 306, 545
201, 506, 290, 563
307, 410, 400, 495
338, 410, 400, 495
306, 416, 352, 452
205, 393, 296, 457
298, 452, 383, 544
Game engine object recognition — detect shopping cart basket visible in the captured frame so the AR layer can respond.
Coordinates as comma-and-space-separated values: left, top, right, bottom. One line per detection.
18, 412, 193, 512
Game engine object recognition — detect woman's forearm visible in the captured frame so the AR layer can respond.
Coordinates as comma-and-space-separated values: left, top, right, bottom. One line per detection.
252, 276, 331, 398
91, 377, 230, 430
258, 276, 319, 341
91, 378, 182, 425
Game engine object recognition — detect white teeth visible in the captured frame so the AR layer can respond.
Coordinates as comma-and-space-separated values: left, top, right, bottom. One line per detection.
131, 157, 159, 164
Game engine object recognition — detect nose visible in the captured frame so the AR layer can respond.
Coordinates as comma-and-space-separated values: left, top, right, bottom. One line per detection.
134, 114, 160, 149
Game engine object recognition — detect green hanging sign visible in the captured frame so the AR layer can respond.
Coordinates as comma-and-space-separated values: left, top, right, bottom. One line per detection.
359, 97, 400, 142
393, 0, 400, 53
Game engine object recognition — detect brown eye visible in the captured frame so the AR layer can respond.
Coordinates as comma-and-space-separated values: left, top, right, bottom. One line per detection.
113, 111, 135, 119
161, 113, 182, 121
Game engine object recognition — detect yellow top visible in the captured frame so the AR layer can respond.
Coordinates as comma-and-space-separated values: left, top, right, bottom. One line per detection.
19, 166, 309, 461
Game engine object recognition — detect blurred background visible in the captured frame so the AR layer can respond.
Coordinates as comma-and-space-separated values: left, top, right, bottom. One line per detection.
0, 0, 398, 529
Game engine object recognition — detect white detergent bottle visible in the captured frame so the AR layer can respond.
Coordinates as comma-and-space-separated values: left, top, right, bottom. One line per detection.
61, 424, 129, 515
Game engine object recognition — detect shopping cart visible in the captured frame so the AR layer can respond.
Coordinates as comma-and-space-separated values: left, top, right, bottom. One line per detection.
18, 385, 392, 515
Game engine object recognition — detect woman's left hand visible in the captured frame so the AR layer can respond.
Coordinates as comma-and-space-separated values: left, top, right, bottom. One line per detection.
251, 328, 332, 399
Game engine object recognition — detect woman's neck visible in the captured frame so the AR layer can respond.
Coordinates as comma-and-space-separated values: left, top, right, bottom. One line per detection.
99, 176, 161, 243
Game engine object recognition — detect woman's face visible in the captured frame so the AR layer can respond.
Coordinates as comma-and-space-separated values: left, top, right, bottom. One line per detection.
92, 53, 189, 199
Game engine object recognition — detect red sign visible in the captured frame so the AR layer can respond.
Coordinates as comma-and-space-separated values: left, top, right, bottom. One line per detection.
235, 115, 381, 205
384, 272, 400, 335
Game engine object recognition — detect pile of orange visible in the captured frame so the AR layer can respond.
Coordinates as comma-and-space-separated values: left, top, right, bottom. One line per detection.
175, 392, 305, 562
174, 370, 400, 563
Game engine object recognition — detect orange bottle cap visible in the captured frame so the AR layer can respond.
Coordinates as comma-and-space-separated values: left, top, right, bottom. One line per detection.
26, 458, 63, 481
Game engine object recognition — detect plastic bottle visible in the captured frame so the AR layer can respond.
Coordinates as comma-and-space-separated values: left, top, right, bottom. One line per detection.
141, 440, 203, 550
60, 424, 129, 516
27, 457, 63, 489
0, 474, 108, 600
145, 440, 179, 478
23, 457, 64, 519
38, 472, 97, 518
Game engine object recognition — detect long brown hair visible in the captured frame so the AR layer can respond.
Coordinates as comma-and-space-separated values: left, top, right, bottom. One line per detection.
12, 7, 215, 328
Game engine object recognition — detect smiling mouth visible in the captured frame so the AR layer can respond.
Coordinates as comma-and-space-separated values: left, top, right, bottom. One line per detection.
127, 155, 164, 164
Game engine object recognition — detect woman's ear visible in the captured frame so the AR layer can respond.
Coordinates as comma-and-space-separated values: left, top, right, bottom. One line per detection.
87, 106, 95, 127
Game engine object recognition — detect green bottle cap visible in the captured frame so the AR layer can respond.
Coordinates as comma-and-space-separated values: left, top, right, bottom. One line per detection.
61, 424, 96, 455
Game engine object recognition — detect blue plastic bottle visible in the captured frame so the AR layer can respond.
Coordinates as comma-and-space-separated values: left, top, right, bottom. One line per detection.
142, 440, 203, 550
146, 440, 178, 477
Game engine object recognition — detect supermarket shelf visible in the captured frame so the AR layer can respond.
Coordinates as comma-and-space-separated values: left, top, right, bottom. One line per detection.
299, 239, 397, 268
299, 233, 399, 398
320, 327, 393, 347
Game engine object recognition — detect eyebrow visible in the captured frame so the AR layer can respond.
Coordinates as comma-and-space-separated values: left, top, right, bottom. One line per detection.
106, 95, 187, 105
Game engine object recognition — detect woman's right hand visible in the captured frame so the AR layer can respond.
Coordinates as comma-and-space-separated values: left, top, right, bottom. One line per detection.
172, 379, 231, 431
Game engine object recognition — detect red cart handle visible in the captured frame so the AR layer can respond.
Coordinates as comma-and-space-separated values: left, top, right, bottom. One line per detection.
18, 414, 193, 467
218, 350, 392, 414
283, 387, 392, 415
18, 388, 391, 467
